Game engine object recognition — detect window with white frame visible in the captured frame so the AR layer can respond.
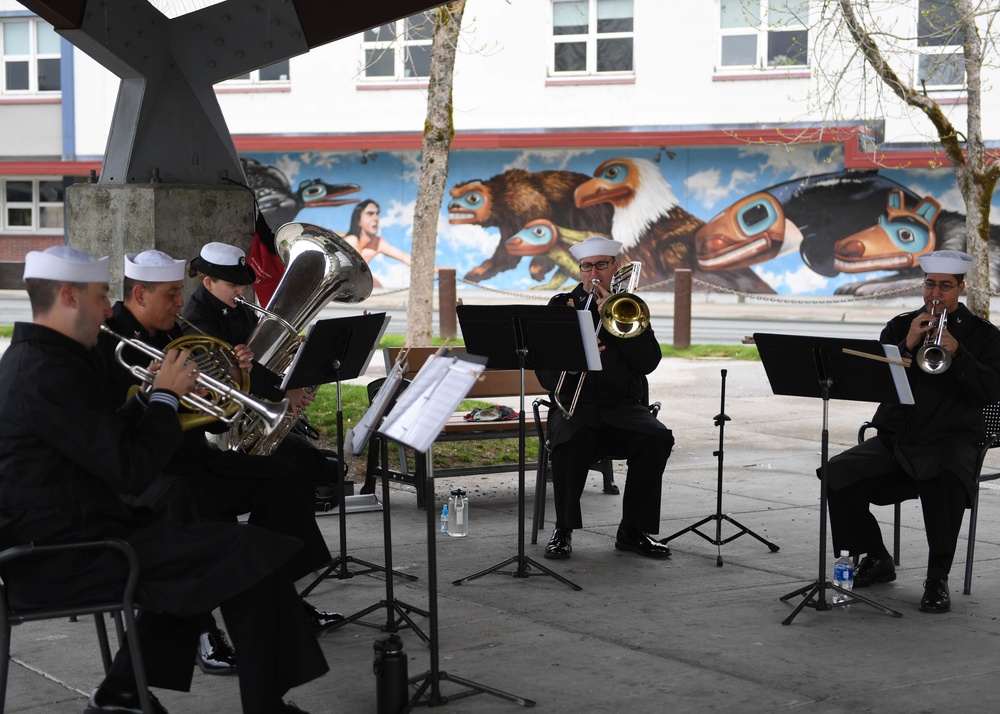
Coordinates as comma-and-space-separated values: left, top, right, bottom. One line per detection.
361, 11, 435, 80
719, 0, 808, 70
3, 178, 64, 232
1, 17, 60, 94
551, 0, 634, 75
226, 60, 290, 84
917, 0, 965, 88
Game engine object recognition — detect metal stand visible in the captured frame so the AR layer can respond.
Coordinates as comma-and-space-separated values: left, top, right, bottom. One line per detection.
661, 369, 780, 565
300, 371, 418, 599
452, 352, 581, 591
779, 378, 902, 625
322, 430, 429, 641
404, 450, 535, 712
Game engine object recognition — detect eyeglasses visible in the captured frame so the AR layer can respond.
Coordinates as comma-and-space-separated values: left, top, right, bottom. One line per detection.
922, 280, 960, 292
579, 260, 613, 272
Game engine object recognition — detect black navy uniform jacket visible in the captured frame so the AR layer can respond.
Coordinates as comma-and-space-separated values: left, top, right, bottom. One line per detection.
99, 301, 332, 581
180, 283, 284, 400
0, 322, 327, 697
832, 302, 1000, 501
536, 282, 673, 448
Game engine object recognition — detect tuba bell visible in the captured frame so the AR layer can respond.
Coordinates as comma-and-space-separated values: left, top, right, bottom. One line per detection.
228, 222, 374, 455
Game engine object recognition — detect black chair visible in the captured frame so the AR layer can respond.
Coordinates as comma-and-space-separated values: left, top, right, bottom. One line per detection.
530, 380, 661, 545
857, 401, 1000, 595
0, 538, 154, 714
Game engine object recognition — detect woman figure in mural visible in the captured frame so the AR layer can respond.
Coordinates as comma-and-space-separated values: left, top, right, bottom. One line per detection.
344, 199, 415, 289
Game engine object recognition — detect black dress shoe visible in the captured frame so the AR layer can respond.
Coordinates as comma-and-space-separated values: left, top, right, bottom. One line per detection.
195, 625, 238, 675
302, 599, 344, 634
920, 578, 951, 613
854, 555, 896, 588
544, 528, 572, 559
85, 685, 168, 714
614, 525, 671, 558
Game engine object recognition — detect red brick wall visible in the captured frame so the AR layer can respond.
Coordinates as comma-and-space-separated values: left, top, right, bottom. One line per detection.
0, 235, 63, 261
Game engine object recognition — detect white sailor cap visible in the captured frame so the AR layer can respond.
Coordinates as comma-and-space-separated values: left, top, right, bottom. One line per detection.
189, 241, 255, 285
23, 245, 109, 283
917, 249, 973, 276
568, 235, 624, 261
124, 250, 186, 282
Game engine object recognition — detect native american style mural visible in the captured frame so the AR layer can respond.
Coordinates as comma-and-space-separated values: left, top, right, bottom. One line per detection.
239, 145, 1000, 296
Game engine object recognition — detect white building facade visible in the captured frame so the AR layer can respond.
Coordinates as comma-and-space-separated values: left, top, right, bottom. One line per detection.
0, 0, 993, 295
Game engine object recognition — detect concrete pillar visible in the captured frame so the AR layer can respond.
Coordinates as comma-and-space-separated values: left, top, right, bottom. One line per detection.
66, 182, 255, 301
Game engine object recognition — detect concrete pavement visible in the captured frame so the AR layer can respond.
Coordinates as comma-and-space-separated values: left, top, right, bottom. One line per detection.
6, 353, 1000, 714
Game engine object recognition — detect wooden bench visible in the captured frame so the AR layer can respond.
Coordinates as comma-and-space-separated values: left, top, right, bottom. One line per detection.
362, 346, 548, 509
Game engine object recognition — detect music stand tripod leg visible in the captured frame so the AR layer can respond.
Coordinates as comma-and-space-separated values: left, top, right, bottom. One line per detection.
780, 379, 901, 625
406, 453, 536, 710
452, 362, 581, 591
299, 374, 415, 601
660, 369, 780, 565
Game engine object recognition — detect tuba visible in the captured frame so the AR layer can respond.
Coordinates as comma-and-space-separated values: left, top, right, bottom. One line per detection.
552, 261, 650, 419
228, 222, 374, 455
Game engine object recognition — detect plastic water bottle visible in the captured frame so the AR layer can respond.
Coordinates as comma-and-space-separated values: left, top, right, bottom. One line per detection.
440, 503, 449, 534
833, 551, 854, 605
448, 489, 468, 537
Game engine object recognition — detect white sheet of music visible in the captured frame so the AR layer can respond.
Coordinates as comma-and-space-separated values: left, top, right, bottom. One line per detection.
379, 351, 486, 453
579, 310, 603, 371
347, 358, 405, 455
882, 344, 915, 405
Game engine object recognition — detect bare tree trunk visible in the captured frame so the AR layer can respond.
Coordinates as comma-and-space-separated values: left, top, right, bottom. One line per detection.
837, 0, 1000, 318
406, 0, 466, 346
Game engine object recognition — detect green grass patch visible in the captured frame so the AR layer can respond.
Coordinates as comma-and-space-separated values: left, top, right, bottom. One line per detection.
0, 326, 13, 338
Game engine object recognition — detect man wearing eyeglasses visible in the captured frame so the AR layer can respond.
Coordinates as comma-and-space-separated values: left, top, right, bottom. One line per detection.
825, 249, 1000, 613
536, 236, 674, 561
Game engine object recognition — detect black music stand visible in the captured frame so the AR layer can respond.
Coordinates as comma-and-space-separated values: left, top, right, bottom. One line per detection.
294, 314, 415, 599
326, 372, 429, 641
662, 368, 780, 564
452, 304, 599, 592
375, 352, 534, 709
754, 332, 908, 625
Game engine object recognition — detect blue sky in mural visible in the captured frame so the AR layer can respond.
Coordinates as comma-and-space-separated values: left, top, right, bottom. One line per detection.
245, 145, 999, 296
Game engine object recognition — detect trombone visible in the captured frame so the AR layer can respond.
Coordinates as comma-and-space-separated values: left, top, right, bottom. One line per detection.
100, 324, 290, 434
553, 261, 651, 419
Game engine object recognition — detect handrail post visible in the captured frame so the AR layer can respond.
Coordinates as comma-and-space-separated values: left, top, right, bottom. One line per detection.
439, 267, 457, 340
673, 269, 691, 349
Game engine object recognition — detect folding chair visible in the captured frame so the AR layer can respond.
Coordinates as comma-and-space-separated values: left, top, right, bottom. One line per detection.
0, 538, 154, 714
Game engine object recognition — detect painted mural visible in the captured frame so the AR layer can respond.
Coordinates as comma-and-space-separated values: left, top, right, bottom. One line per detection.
239, 145, 1000, 297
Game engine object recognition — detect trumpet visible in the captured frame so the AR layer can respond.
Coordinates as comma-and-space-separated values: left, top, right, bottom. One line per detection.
553, 261, 651, 419
915, 299, 952, 374
100, 324, 290, 434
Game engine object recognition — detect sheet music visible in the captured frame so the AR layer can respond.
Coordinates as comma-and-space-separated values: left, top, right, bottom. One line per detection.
882, 344, 915, 405
379, 351, 486, 453
347, 354, 404, 455
579, 310, 603, 371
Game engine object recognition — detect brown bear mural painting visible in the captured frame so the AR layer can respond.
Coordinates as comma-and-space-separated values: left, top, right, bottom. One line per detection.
450, 158, 776, 293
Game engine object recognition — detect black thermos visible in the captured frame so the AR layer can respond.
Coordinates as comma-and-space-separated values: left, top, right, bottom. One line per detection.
373, 633, 408, 713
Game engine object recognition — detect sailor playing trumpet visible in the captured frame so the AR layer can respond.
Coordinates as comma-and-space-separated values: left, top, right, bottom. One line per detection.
535, 236, 675, 561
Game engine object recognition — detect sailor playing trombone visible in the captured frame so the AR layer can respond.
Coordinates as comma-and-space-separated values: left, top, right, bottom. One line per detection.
535, 236, 675, 562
